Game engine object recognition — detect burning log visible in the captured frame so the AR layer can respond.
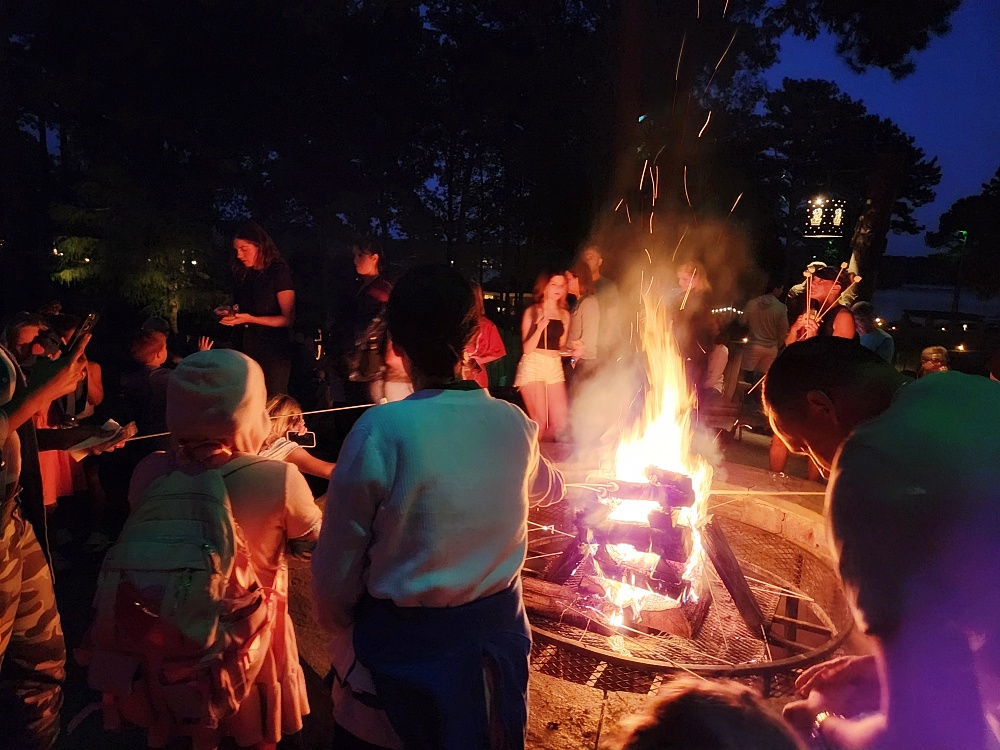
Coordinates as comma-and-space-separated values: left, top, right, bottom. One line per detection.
702, 515, 768, 639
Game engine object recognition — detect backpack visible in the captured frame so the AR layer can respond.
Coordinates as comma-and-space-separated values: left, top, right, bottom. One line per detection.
347, 315, 388, 383
84, 455, 277, 732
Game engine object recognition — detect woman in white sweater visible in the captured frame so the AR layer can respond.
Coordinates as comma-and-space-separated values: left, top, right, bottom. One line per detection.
312, 265, 564, 750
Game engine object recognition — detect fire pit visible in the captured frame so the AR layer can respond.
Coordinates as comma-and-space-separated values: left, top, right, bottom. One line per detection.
520, 289, 853, 697
523, 465, 853, 696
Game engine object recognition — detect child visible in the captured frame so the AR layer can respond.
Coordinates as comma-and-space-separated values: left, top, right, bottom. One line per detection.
260, 394, 335, 478
109, 350, 321, 749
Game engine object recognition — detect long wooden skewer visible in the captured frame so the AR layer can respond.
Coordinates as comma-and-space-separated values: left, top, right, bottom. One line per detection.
816, 262, 849, 316
818, 275, 862, 322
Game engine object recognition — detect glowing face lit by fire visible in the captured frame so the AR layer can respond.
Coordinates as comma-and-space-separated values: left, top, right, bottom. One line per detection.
544, 274, 567, 303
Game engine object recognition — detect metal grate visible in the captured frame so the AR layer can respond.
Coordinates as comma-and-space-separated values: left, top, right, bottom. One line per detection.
524, 509, 854, 694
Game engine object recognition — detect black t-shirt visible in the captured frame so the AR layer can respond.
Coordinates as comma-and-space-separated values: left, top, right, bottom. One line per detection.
233, 259, 294, 318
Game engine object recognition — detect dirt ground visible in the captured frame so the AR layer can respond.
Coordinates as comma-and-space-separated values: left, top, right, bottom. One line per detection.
288, 564, 649, 750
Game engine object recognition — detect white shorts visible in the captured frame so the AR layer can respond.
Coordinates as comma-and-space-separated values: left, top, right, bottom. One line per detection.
515, 351, 565, 387
741, 343, 779, 374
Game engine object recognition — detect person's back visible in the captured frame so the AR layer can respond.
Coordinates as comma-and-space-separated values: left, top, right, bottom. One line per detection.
742, 292, 788, 348
105, 350, 320, 749
313, 265, 563, 750
128, 452, 319, 584
329, 388, 535, 608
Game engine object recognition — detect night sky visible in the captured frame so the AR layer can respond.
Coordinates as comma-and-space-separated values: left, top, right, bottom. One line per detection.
763, 0, 1000, 257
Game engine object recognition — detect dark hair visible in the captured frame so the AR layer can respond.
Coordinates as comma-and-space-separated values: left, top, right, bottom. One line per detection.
386, 265, 478, 380
233, 221, 281, 273
607, 677, 804, 750
353, 236, 385, 275
47, 313, 80, 340
130, 329, 167, 365
568, 260, 596, 298
763, 337, 888, 420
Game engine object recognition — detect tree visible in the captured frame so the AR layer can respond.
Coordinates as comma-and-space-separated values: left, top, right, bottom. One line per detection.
0, 0, 962, 323
927, 167, 1000, 299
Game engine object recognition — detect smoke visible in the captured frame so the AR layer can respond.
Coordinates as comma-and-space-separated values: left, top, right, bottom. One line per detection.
568, 213, 754, 476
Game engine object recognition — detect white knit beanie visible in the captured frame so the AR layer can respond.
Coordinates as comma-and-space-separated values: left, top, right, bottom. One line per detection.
166, 349, 271, 455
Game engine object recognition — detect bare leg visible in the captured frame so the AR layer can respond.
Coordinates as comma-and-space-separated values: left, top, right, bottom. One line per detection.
519, 383, 548, 438
547, 382, 569, 441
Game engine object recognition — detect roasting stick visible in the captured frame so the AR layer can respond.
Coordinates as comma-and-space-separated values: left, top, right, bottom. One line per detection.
817, 274, 862, 321
816, 262, 849, 315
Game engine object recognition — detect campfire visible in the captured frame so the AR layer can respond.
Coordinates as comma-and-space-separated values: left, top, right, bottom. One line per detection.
521, 283, 853, 691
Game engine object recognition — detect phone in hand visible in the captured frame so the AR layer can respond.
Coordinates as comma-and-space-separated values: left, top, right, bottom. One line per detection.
62, 312, 99, 355
287, 430, 316, 449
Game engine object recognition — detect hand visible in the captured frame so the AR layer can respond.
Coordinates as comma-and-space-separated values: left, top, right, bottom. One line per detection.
783, 655, 881, 735
792, 312, 820, 341
197, 336, 214, 351
220, 313, 251, 326
26, 334, 91, 399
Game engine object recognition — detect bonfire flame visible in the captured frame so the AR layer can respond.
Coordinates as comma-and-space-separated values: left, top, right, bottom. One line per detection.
603, 287, 714, 622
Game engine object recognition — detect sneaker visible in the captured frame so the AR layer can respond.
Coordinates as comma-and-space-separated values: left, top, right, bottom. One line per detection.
84, 531, 112, 553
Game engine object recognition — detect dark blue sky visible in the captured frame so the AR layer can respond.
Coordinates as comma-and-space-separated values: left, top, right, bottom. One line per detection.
763, 0, 1000, 257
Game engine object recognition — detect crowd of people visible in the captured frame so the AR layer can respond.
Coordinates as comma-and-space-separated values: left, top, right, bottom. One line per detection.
2, 223, 1000, 750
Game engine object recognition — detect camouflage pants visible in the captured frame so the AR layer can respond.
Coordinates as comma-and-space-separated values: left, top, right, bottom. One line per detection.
0, 505, 66, 750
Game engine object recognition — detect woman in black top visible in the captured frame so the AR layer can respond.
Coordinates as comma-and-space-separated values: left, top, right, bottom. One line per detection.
514, 271, 570, 441
221, 221, 295, 396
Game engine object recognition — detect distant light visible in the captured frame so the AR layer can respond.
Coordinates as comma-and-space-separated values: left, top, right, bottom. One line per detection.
83, 257, 90, 263
963, 323, 968, 331
804, 195, 848, 238
52, 247, 59, 256
875, 317, 883, 326
941, 327, 947, 332
957, 344, 966, 352
890, 326, 896, 331
638, 114, 648, 123
190, 260, 197, 266
741, 337, 749, 344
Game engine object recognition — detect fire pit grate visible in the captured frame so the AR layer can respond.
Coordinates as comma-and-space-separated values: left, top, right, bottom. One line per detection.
525, 509, 854, 695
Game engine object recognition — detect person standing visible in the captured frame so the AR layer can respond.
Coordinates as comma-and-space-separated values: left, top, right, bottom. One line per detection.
312, 265, 564, 749
343, 237, 393, 404
739, 277, 789, 382
581, 245, 620, 359
462, 283, 506, 390
773, 266, 855, 481
1, 334, 90, 750
564, 261, 600, 385
850, 301, 895, 363
221, 221, 296, 397
514, 271, 570, 441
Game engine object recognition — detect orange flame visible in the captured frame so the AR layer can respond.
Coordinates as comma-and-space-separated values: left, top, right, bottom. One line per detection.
613, 289, 713, 595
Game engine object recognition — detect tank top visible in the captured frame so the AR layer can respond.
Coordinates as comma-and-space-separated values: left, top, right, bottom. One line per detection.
818, 304, 859, 340
537, 318, 564, 351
